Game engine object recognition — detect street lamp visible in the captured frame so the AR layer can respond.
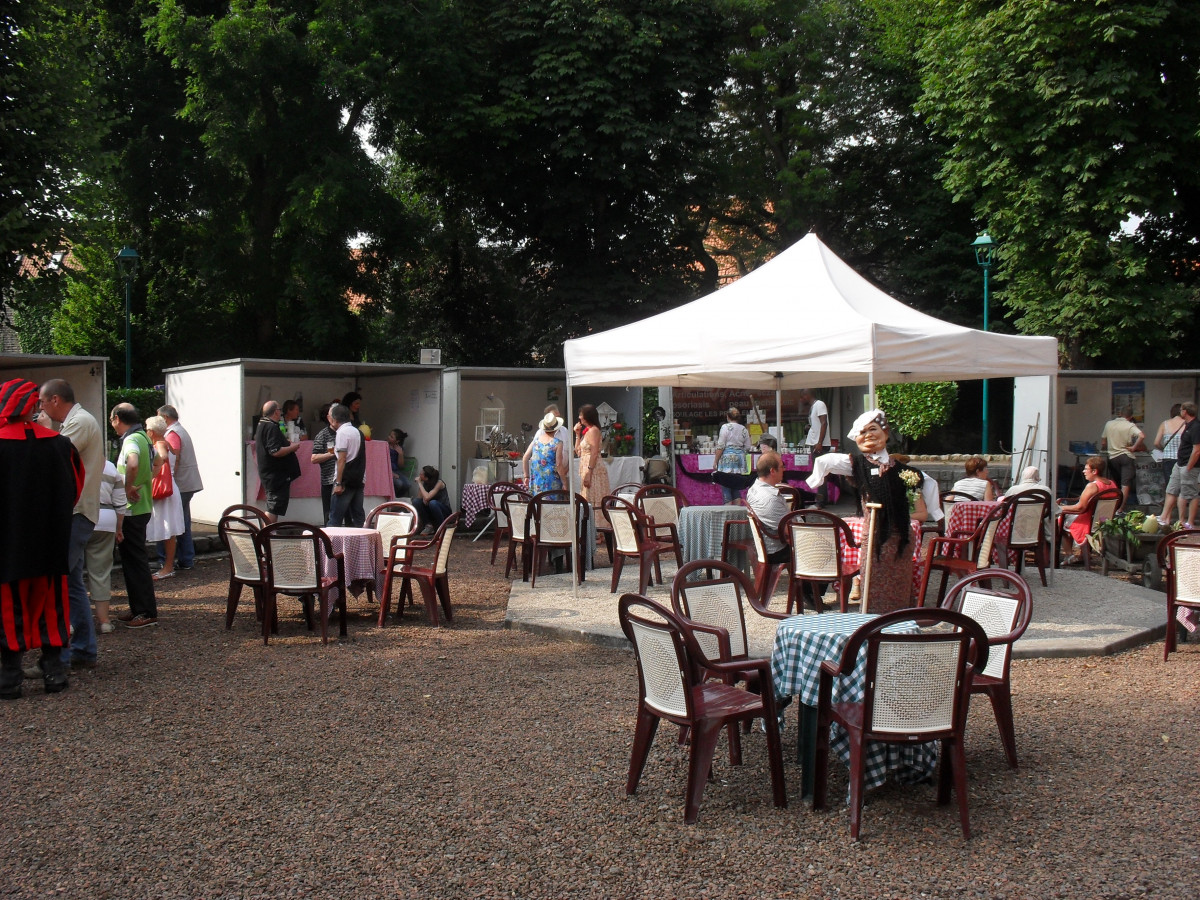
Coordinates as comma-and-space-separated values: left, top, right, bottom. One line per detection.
116, 246, 140, 389
972, 232, 996, 453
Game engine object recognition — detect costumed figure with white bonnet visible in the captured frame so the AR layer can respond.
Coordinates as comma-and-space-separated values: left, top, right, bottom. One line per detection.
805, 409, 942, 613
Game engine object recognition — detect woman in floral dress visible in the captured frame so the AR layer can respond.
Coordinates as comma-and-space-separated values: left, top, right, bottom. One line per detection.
523, 412, 568, 494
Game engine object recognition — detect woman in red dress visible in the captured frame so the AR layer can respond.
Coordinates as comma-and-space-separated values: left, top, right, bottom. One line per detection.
1057, 455, 1118, 565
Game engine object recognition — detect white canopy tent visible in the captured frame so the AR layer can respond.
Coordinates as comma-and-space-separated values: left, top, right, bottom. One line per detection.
564, 233, 1057, 393
560, 233, 1059, 588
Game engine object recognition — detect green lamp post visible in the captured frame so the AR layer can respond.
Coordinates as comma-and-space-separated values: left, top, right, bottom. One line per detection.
116, 246, 140, 389
972, 232, 996, 453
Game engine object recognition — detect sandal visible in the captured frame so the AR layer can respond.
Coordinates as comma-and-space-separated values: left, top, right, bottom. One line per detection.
152, 570, 176, 580
1063, 554, 1082, 566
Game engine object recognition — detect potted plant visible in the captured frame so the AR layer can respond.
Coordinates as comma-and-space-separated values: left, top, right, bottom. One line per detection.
1095, 510, 1153, 562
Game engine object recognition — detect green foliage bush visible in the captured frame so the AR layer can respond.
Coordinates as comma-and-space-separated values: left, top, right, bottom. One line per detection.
877, 382, 958, 447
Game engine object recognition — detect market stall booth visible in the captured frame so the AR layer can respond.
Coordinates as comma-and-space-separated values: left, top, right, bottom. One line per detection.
0, 353, 108, 429
564, 234, 1059, 590
440, 367, 644, 520
164, 358, 442, 526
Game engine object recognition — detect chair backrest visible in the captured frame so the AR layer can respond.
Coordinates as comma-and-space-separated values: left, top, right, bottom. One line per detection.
611, 482, 643, 501
1089, 488, 1121, 530
671, 560, 752, 660
260, 523, 330, 593
972, 502, 1009, 567
430, 513, 458, 574
776, 485, 803, 511
1006, 490, 1051, 547
367, 501, 419, 560
219, 515, 263, 584
781, 509, 850, 579
489, 481, 521, 527
530, 490, 573, 547
942, 568, 1032, 681
634, 485, 686, 529
618, 594, 693, 719
837, 609, 988, 740
741, 511, 773, 565
602, 496, 644, 554
501, 490, 533, 540
1160, 531, 1200, 604
221, 503, 270, 529
940, 491, 975, 521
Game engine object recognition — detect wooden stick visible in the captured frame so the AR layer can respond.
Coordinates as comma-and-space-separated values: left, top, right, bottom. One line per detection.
860, 502, 883, 614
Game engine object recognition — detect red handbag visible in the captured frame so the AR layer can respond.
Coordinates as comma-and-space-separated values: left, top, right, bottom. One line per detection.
152, 460, 173, 500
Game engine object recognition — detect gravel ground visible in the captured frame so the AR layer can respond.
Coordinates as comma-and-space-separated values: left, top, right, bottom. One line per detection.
2, 537, 1199, 899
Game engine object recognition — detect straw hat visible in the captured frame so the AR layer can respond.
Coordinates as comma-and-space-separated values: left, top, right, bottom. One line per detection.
541, 412, 564, 432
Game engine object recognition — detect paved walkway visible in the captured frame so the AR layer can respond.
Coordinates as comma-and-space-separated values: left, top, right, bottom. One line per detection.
503, 562, 1171, 660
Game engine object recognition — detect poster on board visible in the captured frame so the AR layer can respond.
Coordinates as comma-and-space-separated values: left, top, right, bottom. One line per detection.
1111, 380, 1145, 423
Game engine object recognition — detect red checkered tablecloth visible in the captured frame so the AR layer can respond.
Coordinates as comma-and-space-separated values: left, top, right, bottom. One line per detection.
322, 526, 384, 598
461, 484, 492, 528
944, 501, 1013, 564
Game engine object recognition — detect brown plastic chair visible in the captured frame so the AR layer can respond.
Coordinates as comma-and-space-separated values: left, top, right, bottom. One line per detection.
499, 489, 533, 579
367, 500, 420, 612
1160, 530, 1200, 660
601, 496, 676, 595
942, 569, 1033, 768
487, 481, 521, 565
259, 522, 347, 645
219, 514, 266, 630
1054, 487, 1121, 569
634, 484, 688, 561
221, 503, 271, 529
780, 509, 860, 614
743, 510, 789, 607
994, 490, 1052, 585
671, 559, 789, 701
618, 594, 787, 824
776, 484, 804, 511
918, 500, 1009, 606
379, 512, 459, 627
526, 490, 586, 586
597, 482, 644, 562
813, 608, 990, 840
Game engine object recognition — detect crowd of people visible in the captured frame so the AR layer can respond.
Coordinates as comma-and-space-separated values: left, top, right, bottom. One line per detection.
1, 379, 205, 699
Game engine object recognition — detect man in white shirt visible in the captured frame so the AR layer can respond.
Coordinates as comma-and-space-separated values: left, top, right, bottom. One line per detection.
328, 403, 366, 527
799, 389, 831, 507
745, 451, 790, 565
39, 379, 103, 669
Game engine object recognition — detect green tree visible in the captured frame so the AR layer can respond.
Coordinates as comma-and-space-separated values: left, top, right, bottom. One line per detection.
876, 381, 958, 449
384, 0, 731, 363
916, 0, 1200, 367
705, 0, 980, 324
1, 0, 110, 299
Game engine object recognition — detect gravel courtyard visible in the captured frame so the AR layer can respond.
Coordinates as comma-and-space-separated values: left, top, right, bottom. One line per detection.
2, 538, 1198, 899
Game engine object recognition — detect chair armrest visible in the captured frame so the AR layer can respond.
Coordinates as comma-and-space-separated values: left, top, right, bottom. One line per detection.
686, 621, 733, 663
747, 595, 791, 620
926, 535, 971, 558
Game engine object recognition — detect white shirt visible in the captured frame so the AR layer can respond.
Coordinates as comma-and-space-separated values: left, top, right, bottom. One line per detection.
334, 422, 362, 465
807, 399, 829, 448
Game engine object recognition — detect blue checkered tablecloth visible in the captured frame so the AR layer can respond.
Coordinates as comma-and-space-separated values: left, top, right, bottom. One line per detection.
771, 612, 939, 793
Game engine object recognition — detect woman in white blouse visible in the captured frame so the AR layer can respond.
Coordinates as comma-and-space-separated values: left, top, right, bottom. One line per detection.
951, 456, 997, 501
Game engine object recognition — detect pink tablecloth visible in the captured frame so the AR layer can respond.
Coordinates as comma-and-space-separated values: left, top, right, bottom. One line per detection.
674, 453, 837, 506
322, 526, 384, 596
250, 440, 394, 500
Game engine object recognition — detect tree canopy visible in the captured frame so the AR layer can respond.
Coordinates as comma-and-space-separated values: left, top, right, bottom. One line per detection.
5, 0, 1198, 380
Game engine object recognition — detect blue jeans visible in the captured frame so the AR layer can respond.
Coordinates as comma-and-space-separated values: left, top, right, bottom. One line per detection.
160, 490, 196, 567
328, 485, 365, 528
415, 498, 450, 532
63, 513, 97, 665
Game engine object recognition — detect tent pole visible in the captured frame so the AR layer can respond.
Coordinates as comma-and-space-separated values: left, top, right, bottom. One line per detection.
567, 383, 577, 603
775, 382, 782, 445
868, 373, 876, 409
